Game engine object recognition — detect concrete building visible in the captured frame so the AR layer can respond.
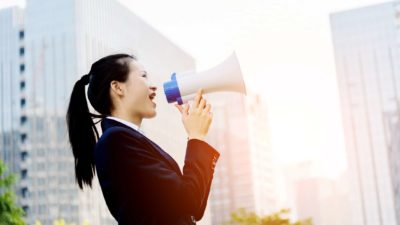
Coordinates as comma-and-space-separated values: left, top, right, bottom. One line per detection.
207, 93, 276, 225
385, 109, 400, 223
245, 94, 276, 216
276, 162, 349, 225
0, 6, 24, 178
330, 2, 400, 224
294, 177, 349, 225
1, 0, 198, 224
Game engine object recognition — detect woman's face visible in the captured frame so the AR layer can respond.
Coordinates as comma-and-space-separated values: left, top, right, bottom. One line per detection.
121, 60, 157, 120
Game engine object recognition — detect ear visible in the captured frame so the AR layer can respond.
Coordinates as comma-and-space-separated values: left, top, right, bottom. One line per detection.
110, 80, 125, 96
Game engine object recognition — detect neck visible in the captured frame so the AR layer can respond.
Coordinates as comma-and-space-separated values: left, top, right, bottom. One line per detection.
110, 110, 142, 128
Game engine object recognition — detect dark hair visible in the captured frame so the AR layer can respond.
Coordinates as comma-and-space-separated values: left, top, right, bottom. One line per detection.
66, 53, 136, 189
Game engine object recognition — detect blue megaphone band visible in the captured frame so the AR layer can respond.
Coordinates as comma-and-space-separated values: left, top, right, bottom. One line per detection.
163, 73, 182, 103
176, 96, 184, 105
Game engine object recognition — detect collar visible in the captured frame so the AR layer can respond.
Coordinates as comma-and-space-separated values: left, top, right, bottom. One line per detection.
106, 116, 145, 135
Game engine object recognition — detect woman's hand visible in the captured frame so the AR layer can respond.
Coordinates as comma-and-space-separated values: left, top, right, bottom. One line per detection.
175, 89, 213, 141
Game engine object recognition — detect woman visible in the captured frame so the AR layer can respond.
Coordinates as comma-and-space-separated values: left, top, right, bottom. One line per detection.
66, 54, 219, 225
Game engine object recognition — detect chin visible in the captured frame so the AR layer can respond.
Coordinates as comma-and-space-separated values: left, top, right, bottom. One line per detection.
144, 110, 157, 118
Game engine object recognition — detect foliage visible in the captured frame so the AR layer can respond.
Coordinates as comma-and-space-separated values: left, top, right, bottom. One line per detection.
0, 160, 26, 225
224, 208, 313, 225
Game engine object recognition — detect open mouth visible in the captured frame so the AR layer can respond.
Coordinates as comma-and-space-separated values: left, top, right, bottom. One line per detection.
149, 93, 156, 105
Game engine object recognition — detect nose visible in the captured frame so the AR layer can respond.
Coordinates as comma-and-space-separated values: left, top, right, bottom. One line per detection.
150, 85, 157, 92
147, 77, 157, 92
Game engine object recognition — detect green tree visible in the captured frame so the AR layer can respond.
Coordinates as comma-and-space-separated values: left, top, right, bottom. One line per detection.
0, 159, 26, 225
224, 208, 313, 225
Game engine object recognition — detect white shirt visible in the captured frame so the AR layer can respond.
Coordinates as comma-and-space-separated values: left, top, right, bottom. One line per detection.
106, 116, 145, 135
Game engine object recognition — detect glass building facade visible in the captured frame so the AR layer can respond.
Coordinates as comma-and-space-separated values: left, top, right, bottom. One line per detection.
207, 93, 276, 225
0, 5, 24, 205
387, 110, 400, 224
330, 2, 400, 224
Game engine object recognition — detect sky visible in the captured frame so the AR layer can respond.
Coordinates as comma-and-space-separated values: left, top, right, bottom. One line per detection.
0, 0, 392, 178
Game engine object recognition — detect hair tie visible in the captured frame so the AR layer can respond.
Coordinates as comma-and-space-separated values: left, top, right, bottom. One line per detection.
80, 74, 90, 85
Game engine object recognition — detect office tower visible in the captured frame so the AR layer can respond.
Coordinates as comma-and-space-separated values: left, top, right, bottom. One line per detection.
245, 94, 276, 216
330, 2, 400, 224
386, 109, 400, 223
0, 6, 24, 196
294, 177, 349, 225
207, 93, 276, 225
1, 0, 196, 224
275, 162, 349, 225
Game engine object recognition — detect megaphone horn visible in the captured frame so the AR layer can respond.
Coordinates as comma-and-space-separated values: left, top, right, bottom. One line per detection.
163, 52, 247, 105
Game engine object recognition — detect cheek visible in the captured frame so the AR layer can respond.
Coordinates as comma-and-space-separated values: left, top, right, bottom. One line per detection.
128, 81, 148, 104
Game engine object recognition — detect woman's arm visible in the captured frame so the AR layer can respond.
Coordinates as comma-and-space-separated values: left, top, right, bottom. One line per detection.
104, 129, 219, 220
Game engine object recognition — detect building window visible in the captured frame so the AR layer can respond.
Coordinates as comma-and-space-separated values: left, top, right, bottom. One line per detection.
20, 133, 27, 143
22, 206, 29, 213
19, 64, 25, 73
21, 169, 27, 179
21, 187, 28, 198
19, 30, 24, 40
21, 151, 28, 161
20, 116, 27, 125
19, 47, 24, 56
20, 98, 26, 108
20, 81, 25, 90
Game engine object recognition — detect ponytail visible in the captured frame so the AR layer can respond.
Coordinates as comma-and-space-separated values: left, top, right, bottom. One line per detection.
66, 74, 99, 189
66, 54, 135, 189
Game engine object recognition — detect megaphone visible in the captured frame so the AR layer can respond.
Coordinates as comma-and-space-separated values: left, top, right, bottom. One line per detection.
163, 52, 247, 105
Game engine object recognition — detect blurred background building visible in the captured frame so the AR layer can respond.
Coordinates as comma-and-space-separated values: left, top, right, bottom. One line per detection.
330, 2, 400, 225
386, 109, 400, 224
0, 5, 25, 210
294, 177, 346, 225
275, 161, 349, 225
207, 93, 276, 225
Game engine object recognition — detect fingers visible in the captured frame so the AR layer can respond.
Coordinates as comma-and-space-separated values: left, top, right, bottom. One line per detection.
198, 98, 206, 110
175, 103, 190, 117
174, 104, 183, 113
176, 88, 211, 118
193, 88, 203, 108
184, 103, 190, 115
204, 104, 211, 113
202, 104, 212, 121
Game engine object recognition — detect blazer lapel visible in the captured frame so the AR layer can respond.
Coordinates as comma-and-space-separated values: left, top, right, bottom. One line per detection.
140, 135, 182, 174
101, 118, 182, 175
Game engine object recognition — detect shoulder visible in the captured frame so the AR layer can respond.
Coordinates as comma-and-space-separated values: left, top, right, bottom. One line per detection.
97, 126, 144, 148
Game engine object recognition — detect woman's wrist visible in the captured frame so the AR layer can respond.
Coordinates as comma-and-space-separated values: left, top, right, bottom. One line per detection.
188, 135, 205, 141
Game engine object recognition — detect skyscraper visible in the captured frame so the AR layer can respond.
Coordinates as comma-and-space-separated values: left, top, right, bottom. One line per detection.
386, 109, 400, 223
245, 94, 276, 216
207, 93, 276, 225
0, 6, 24, 179
1, 0, 197, 224
0, 6, 25, 210
330, 2, 400, 224
294, 176, 349, 225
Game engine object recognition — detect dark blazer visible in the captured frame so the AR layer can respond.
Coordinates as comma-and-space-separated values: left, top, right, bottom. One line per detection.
94, 118, 220, 225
